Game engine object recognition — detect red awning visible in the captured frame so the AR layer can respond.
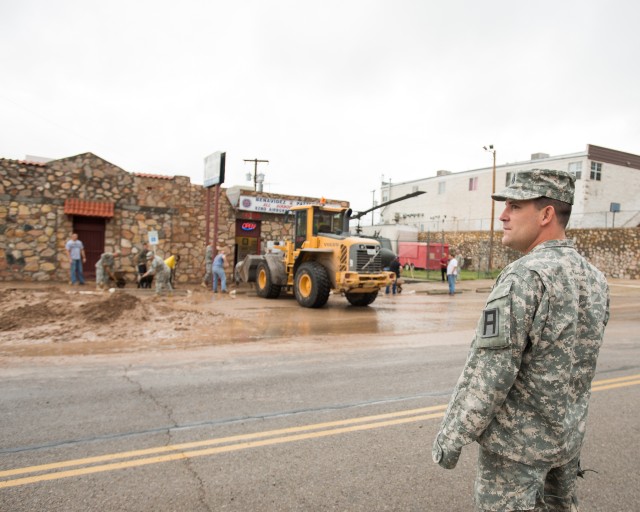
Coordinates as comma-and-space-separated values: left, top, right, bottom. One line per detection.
64, 198, 115, 218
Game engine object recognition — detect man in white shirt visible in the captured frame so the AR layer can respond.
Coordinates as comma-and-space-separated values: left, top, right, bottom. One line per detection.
65, 233, 86, 285
446, 252, 458, 296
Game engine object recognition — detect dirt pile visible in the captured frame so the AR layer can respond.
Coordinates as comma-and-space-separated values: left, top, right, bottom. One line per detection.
79, 293, 141, 324
0, 285, 229, 357
0, 301, 68, 331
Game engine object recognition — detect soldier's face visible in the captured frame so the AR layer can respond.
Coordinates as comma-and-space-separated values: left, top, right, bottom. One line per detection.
498, 199, 544, 253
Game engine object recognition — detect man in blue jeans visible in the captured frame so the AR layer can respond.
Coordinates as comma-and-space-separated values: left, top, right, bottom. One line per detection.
65, 233, 86, 285
446, 251, 458, 296
212, 246, 228, 293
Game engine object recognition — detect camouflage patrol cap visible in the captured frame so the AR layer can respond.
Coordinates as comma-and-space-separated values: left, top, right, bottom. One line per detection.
492, 169, 575, 205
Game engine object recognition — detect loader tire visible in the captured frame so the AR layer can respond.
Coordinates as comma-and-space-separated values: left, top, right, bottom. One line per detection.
255, 261, 282, 299
345, 291, 378, 307
294, 261, 331, 308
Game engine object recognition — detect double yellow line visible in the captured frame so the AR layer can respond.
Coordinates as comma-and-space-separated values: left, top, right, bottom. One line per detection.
1, 374, 638, 489
0, 405, 447, 489
590, 373, 640, 392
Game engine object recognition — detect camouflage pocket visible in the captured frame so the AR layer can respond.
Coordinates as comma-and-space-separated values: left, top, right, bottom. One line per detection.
475, 281, 512, 349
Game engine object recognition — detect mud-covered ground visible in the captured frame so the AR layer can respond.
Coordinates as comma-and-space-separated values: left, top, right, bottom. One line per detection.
0, 279, 472, 359
0, 285, 239, 357
2, 278, 636, 360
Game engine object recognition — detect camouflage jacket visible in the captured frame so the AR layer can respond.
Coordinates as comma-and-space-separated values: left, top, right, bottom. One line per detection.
149, 255, 170, 276
96, 253, 115, 270
433, 239, 609, 468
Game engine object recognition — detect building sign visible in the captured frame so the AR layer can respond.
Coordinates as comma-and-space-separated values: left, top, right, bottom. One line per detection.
241, 222, 258, 231
148, 230, 159, 245
238, 195, 312, 214
204, 151, 226, 188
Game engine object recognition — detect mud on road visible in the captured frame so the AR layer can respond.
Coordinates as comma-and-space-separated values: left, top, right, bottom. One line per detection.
0, 286, 235, 358
0, 279, 489, 359
1, 278, 636, 360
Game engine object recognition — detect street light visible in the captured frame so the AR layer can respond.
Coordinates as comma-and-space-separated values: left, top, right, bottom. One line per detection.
483, 145, 496, 274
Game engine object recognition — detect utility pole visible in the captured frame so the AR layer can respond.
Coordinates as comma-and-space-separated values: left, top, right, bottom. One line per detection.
244, 158, 269, 191
371, 189, 376, 226
483, 145, 497, 275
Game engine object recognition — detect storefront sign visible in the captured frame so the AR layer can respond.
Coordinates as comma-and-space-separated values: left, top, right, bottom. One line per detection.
204, 151, 226, 188
238, 195, 312, 214
241, 222, 258, 231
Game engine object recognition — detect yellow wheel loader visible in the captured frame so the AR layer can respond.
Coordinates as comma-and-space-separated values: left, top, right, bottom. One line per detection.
237, 202, 394, 308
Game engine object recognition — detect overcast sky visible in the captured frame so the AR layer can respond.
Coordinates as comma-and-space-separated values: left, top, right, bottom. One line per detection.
2, 0, 639, 217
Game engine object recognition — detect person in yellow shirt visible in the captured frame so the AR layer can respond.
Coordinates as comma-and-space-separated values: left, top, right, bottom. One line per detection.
164, 254, 181, 287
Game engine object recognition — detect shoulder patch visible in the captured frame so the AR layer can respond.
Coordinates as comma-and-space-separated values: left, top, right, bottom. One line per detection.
481, 308, 500, 338
475, 281, 512, 349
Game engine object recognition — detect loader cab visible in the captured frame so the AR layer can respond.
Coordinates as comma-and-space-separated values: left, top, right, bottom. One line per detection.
312, 209, 344, 236
292, 205, 349, 250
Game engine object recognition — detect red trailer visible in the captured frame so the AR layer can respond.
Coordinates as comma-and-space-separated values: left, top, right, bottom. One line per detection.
398, 242, 448, 270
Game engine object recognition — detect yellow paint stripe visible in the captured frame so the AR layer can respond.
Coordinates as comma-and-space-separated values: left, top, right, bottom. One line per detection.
590, 374, 640, 385
0, 412, 445, 489
592, 379, 640, 392
0, 404, 447, 478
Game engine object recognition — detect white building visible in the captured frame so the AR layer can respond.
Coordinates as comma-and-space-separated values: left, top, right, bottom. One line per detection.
376, 144, 640, 233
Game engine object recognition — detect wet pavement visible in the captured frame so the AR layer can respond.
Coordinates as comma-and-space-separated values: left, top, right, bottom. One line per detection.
0, 277, 637, 361
1, 278, 638, 511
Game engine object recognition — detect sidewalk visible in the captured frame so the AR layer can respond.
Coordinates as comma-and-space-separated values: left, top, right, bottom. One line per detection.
402, 277, 496, 295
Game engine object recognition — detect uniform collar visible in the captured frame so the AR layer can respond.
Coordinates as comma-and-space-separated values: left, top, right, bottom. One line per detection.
530, 239, 574, 253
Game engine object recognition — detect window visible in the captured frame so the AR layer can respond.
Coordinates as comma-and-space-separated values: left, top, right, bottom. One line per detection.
294, 210, 307, 249
568, 162, 582, 180
590, 161, 602, 181
505, 172, 514, 186
438, 181, 446, 194
313, 209, 343, 235
468, 177, 478, 191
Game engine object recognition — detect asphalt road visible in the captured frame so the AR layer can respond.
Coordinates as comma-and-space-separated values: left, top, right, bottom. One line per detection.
1, 279, 639, 511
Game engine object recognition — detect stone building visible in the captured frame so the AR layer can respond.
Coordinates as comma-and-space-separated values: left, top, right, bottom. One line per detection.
0, 153, 343, 284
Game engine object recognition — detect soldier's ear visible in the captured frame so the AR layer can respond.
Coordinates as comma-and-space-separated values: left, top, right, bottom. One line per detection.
540, 205, 555, 226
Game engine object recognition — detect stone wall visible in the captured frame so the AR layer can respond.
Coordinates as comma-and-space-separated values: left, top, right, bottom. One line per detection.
0, 154, 225, 283
1, 154, 344, 285
422, 228, 639, 279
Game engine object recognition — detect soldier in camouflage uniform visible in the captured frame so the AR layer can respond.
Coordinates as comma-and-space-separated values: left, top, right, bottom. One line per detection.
95, 250, 121, 290
201, 241, 214, 288
432, 169, 609, 512
141, 252, 173, 295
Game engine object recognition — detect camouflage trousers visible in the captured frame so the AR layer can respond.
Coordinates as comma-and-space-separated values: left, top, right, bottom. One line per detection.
154, 270, 173, 294
95, 266, 110, 288
202, 267, 212, 286
475, 446, 580, 511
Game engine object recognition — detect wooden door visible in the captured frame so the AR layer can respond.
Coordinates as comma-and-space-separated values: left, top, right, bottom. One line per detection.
73, 217, 106, 278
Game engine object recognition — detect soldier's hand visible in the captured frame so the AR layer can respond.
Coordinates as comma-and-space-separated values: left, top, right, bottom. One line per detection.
432, 436, 461, 470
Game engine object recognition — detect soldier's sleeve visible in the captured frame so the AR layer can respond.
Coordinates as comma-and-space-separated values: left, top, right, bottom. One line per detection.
432, 272, 540, 469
